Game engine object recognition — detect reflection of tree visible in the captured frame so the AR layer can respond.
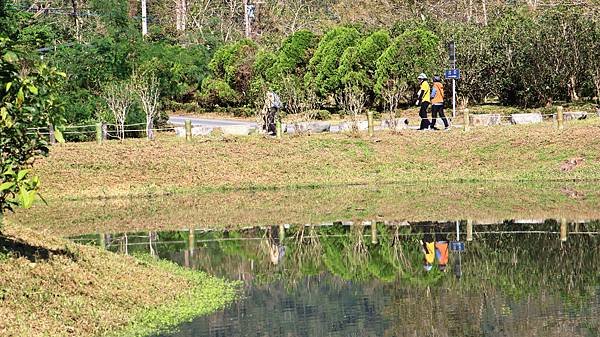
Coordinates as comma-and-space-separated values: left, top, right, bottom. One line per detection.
76, 221, 600, 337
85, 221, 600, 301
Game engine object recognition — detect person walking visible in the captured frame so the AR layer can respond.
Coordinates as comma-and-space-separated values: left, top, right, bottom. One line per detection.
415, 73, 431, 130
262, 91, 282, 135
430, 75, 450, 130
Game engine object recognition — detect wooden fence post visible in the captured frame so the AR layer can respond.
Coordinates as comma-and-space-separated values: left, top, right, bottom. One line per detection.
557, 106, 564, 131
463, 109, 470, 132
560, 218, 568, 242
466, 219, 473, 242
185, 119, 192, 142
96, 122, 103, 144
367, 111, 374, 137
276, 119, 282, 139
48, 124, 56, 144
371, 222, 378, 244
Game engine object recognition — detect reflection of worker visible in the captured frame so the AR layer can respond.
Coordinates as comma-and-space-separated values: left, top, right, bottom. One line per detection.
267, 225, 286, 265
262, 91, 282, 135
415, 73, 431, 130
421, 223, 449, 272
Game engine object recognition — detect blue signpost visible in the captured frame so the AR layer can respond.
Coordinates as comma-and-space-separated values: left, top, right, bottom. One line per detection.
450, 241, 465, 252
445, 69, 461, 79
447, 42, 459, 118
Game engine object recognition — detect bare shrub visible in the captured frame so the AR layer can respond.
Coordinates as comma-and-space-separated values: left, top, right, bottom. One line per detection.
381, 79, 404, 132
131, 71, 161, 140
102, 81, 133, 140
339, 84, 366, 134
280, 75, 319, 135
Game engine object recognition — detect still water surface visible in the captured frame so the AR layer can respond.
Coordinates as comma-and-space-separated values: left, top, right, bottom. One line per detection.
75, 219, 600, 337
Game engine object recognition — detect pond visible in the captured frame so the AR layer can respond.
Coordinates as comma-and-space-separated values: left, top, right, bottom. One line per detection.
73, 219, 600, 337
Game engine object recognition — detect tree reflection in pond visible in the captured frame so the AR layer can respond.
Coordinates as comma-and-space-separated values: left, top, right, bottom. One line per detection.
72, 220, 600, 337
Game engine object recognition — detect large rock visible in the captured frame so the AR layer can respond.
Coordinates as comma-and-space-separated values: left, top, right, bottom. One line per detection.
286, 121, 331, 134
338, 120, 369, 132
380, 118, 409, 131
220, 125, 256, 136
174, 126, 213, 137
510, 113, 542, 125
563, 111, 587, 121
469, 113, 501, 127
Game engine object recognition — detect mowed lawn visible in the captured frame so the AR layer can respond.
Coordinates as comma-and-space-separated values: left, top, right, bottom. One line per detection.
34, 119, 600, 200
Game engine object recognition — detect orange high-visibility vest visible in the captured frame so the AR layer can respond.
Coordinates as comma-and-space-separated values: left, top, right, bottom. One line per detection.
432, 82, 444, 104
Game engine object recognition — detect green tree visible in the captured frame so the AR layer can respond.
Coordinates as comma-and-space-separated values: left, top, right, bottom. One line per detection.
1, 38, 65, 214
375, 28, 439, 103
202, 39, 258, 106
305, 26, 361, 97
337, 30, 391, 105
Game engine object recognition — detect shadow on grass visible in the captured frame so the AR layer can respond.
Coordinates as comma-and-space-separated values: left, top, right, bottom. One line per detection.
0, 234, 77, 262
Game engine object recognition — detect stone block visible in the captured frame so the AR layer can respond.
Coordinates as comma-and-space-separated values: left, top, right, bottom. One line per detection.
563, 111, 588, 121
469, 114, 502, 127
174, 126, 213, 137
380, 118, 410, 131
286, 121, 331, 134
220, 125, 256, 136
510, 113, 542, 125
338, 120, 369, 132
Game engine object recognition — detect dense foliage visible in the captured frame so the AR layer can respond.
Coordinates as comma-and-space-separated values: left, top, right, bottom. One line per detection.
0, 38, 64, 213
2, 0, 600, 125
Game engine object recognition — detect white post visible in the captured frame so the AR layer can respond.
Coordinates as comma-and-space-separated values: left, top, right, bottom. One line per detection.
456, 221, 460, 241
452, 79, 456, 118
243, 0, 251, 37
141, 0, 148, 36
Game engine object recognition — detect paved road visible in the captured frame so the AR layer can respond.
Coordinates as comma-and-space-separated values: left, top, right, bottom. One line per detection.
169, 115, 257, 127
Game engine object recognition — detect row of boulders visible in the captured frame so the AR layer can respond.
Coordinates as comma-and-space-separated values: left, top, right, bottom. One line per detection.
175, 118, 411, 137
175, 111, 595, 137
469, 111, 591, 127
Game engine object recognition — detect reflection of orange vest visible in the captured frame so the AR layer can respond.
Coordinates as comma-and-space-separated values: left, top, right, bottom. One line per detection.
432, 82, 444, 104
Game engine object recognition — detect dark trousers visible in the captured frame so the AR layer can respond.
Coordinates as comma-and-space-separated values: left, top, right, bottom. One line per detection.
264, 107, 277, 135
418, 102, 430, 130
431, 104, 449, 129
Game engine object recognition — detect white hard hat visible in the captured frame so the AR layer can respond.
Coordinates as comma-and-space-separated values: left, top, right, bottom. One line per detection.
417, 73, 428, 80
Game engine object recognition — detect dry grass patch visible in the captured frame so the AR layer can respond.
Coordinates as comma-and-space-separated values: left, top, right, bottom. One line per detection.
10, 182, 600, 237
0, 222, 237, 337
32, 119, 600, 200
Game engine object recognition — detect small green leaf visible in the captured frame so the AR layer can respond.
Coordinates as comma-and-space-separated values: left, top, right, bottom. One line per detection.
54, 128, 65, 143
17, 169, 30, 181
0, 181, 15, 191
27, 85, 38, 95
2, 167, 15, 177
19, 189, 36, 208
16, 87, 24, 105
5, 82, 12, 92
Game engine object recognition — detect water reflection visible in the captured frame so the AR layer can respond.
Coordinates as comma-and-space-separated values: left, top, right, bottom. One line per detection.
73, 219, 600, 337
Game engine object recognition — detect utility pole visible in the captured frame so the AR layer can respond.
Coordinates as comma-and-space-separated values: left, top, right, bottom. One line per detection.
141, 0, 148, 36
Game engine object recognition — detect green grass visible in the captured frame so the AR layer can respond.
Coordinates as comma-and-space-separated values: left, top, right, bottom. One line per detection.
0, 222, 239, 337
110, 255, 239, 337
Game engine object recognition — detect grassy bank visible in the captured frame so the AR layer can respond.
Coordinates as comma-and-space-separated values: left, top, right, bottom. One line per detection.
33, 119, 600, 201
10, 182, 600, 237
0, 222, 238, 337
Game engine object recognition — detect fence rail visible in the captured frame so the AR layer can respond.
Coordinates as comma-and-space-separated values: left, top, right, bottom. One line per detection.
24, 108, 600, 144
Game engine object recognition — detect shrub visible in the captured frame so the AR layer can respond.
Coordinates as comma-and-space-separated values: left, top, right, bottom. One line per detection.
198, 77, 239, 108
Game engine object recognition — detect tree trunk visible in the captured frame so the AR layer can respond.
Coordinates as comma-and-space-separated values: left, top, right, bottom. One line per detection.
71, 0, 80, 41
482, 0, 488, 26
569, 76, 579, 101
175, 0, 187, 31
